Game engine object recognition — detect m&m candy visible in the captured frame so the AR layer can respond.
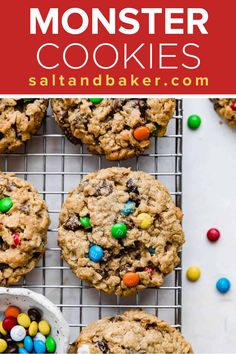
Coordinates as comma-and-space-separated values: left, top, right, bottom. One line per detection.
0, 305, 56, 353
89, 245, 104, 262
111, 223, 127, 239
230, 101, 236, 111
121, 200, 136, 215
0, 197, 13, 213
216, 277, 231, 294
89, 98, 103, 104
148, 247, 155, 255
137, 213, 153, 230
186, 266, 201, 282
187, 115, 201, 130
207, 228, 220, 242
123, 272, 139, 287
80, 216, 91, 229
133, 126, 150, 141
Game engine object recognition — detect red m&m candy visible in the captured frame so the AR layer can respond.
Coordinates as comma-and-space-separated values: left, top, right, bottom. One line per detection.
2, 317, 17, 331
207, 228, 220, 242
230, 101, 236, 111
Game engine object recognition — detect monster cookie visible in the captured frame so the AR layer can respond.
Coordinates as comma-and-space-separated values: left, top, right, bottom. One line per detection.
0, 173, 50, 285
68, 310, 193, 354
58, 167, 184, 296
0, 99, 48, 153
211, 98, 236, 127
51, 98, 176, 160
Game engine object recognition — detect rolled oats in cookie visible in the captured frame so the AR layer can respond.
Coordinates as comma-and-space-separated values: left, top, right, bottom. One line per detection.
51, 98, 176, 160
0, 173, 50, 286
58, 167, 184, 296
68, 310, 193, 354
0, 99, 48, 153
211, 98, 236, 127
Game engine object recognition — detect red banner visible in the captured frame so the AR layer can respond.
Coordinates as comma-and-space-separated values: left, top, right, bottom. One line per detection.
0, 0, 235, 94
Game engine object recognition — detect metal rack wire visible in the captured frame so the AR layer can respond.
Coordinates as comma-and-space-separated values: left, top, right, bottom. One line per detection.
0, 99, 183, 343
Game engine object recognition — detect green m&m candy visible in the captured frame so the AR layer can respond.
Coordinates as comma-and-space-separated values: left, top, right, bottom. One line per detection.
187, 115, 201, 130
111, 223, 127, 239
0, 197, 13, 213
80, 216, 91, 229
45, 336, 57, 353
89, 98, 103, 104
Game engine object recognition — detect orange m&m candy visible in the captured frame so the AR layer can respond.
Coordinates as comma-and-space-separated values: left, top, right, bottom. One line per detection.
123, 272, 139, 287
133, 126, 150, 141
5, 306, 21, 318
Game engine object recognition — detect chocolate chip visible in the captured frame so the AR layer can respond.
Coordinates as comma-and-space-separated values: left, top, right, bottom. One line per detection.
19, 204, 30, 215
0, 132, 4, 140
126, 179, 139, 194
95, 340, 108, 353
94, 180, 113, 196
111, 315, 124, 322
33, 252, 41, 259
64, 214, 81, 231
0, 263, 8, 270
96, 268, 108, 278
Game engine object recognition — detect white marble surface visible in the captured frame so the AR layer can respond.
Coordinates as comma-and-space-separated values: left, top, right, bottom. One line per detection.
182, 98, 236, 353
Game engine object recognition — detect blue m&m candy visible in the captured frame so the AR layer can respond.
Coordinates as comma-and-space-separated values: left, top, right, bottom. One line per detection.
216, 277, 231, 294
89, 245, 103, 262
24, 336, 33, 352
121, 200, 136, 215
34, 339, 46, 353
148, 247, 155, 255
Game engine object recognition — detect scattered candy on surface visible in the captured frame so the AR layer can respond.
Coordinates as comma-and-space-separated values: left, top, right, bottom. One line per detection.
121, 200, 136, 215
0, 305, 56, 353
89, 245, 104, 262
148, 247, 155, 255
89, 98, 103, 104
80, 216, 91, 229
17, 313, 31, 328
28, 321, 38, 337
28, 308, 42, 323
10, 325, 26, 342
24, 336, 33, 352
0, 197, 13, 213
38, 320, 50, 336
186, 266, 201, 282
123, 272, 140, 287
216, 277, 231, 294
0, 339, 7, 353
45, 336, 57, 353
137, 213, 153, 230
187, 115, 201, 130
207, 228, 220, 242
2, 317, 17, 331
230, 101, 236, 111
133, 126, 150, 141
34, 339, 46, 353
5, 306, 20, 319
111, 223, 127, 239
12, 232, 21, 247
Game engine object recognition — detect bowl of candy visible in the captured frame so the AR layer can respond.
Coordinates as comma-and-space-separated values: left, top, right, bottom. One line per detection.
0, 287, 70, 353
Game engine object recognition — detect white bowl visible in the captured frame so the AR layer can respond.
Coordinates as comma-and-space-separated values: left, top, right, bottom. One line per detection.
0, 288, 70, 353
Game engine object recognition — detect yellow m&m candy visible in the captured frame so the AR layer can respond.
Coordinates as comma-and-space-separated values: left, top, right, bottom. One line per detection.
186, 266, 201, 282
137, 213, 153, 229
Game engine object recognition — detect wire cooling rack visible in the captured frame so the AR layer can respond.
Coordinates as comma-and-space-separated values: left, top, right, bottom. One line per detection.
0, 99, 183, 343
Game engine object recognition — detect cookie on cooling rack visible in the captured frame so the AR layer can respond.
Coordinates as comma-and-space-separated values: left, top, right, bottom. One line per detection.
0, 98, 48, 153
211, 98, 236, 127
0, 173, 50, 286
68, 310, 193, 354
51, 98, 176, 160
58, 167, 184, 296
